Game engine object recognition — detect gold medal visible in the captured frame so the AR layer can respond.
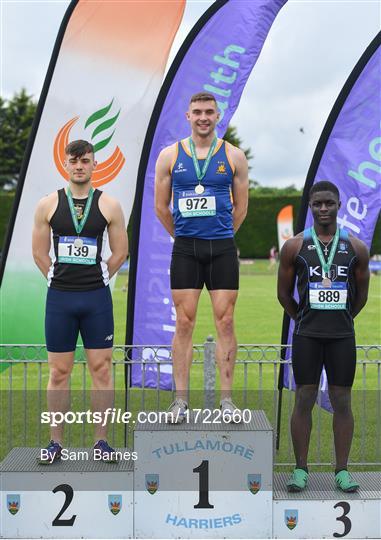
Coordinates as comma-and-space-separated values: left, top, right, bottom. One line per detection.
195, 184, 204, 194
74, 238, 83, 248
322, 277, 332, 288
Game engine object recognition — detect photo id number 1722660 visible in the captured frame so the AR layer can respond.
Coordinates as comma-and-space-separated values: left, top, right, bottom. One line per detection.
184, 408, 252, 424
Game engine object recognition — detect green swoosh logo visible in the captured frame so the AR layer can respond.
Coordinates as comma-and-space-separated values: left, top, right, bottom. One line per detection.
91, 110, 120, 139
85, 99, 114, 128
85, 99, 121, 153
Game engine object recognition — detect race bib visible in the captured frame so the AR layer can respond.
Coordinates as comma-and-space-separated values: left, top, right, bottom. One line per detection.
309, 282, 347, 310
178, 190, 216, 218
58, 236, 97, 265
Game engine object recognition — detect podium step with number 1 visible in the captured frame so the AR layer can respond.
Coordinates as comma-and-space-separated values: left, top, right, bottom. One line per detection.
134, 409, 273, 538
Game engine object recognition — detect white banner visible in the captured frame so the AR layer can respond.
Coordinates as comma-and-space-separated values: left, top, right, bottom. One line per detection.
1, 0, 185, 345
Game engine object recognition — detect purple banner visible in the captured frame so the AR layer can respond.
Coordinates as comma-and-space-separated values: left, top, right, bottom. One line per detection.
129, 0, 288, 388
282, 34, 381, 411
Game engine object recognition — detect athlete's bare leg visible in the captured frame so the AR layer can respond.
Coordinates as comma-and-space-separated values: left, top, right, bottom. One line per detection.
290, 384, 319, 468
328, 385, 354, 471
47, 352, 75, 443
171, 289, 202, 400
86, 348, 114, 442
209, 289, 238, 400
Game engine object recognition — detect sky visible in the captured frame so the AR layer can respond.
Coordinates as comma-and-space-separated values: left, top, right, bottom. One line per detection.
1, 0, 380, 188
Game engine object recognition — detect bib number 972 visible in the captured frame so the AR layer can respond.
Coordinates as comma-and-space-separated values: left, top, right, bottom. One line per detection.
186, 197, 207, 210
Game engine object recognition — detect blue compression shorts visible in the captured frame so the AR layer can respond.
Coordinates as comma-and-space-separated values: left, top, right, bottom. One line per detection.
45, 287, 114, 352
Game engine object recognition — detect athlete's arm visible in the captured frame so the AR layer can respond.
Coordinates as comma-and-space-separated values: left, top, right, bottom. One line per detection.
229, 144, 249, 233
32, 195, 55, 278
155, 145, 175, 237
277, 236, 302, 320
350, 236, 370, 318
101, 196, 128, 279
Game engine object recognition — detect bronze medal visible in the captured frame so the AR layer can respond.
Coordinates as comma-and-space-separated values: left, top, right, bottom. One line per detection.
322, 277, 332, 288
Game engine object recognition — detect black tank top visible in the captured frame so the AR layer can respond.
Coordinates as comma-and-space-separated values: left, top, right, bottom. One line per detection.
294, 228, 357, 338
48, 188, 109, 291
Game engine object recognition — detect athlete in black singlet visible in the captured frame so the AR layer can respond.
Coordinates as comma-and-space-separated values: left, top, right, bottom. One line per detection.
277, 181, 370, 493
33, 140, 128, 463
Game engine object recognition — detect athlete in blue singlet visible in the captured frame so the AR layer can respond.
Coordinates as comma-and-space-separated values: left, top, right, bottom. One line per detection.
32, 140, 128, 463
155, 92, 249, 422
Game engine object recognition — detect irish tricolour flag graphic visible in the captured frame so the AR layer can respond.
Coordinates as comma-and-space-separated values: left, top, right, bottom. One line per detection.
0, 0, 185, 347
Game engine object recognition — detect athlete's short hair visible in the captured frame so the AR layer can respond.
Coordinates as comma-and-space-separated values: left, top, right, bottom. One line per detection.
65, 140, 94, 158
189, 92, 217, 105
309, 181, 340, 201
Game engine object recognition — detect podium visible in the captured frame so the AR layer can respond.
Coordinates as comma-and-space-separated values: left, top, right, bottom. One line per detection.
273, 471, 381, 539
1, 414, 380, 539
0, 447, 134, 539
134, 410, 273, 538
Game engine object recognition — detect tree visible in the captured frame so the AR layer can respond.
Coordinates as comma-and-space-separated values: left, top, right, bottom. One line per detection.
0, 89, 37, 186
223, 124, 253, 166
250, 184, 302, 196
222, 125, 302, 195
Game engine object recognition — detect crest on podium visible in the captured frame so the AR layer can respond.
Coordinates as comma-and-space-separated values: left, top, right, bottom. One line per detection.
247, 474, 261, 494
285, 509, 298, 530
7, 494, 20, 515
108, 494, 122, 515
146, 474, 159, 494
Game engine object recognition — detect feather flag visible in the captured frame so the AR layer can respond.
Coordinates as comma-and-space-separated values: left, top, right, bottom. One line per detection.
127, 0, 288, 389
279, 32, 381, 414
0, 0, 185, 347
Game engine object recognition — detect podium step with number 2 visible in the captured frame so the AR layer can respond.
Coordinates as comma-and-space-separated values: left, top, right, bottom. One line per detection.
0, 447, 134, 538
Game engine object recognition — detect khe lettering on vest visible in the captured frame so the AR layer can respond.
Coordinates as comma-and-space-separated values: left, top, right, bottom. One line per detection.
309, 265, 348, 278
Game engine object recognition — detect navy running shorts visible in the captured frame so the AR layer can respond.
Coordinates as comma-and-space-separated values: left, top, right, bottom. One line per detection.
45, 287, 114, 352
292, 333, 356, 387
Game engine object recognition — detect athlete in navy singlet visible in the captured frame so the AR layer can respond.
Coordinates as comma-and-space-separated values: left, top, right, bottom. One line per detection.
278, 181, 370, 493
155, 92, 249, 422
32, 140, 128, 463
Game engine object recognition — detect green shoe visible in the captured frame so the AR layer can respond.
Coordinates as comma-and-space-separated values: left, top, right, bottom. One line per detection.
335, 470, 359, 493
286, 468, 308, 492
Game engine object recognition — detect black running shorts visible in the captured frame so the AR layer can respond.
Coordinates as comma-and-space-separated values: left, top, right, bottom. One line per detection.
170, 237, 239, 290
292, 333, 356, 387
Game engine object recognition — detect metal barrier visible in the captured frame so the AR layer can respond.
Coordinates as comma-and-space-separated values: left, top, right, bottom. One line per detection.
0, 342, 380, 467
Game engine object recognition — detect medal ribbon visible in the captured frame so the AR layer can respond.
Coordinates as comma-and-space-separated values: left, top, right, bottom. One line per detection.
189, 136, 217, 182
67, 187, 94, 234
311, 227, 340, 277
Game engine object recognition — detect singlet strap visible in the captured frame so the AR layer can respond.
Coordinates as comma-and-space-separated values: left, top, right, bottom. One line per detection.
170, 143, 179, 173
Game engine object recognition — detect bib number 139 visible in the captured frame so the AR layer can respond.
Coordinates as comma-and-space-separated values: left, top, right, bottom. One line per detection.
67, 245, 89, 257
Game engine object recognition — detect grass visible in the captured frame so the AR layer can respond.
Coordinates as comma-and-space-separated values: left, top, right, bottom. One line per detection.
1, 261, 380, 467
113, 259, 381, 345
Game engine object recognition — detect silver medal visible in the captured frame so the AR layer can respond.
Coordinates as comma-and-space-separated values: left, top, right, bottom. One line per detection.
322, 277, 332, 288
195, 184, 204, 195
74, 238, 83, 248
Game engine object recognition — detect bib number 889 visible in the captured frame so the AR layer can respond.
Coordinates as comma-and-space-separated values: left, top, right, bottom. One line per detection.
318, 290, 340, 303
